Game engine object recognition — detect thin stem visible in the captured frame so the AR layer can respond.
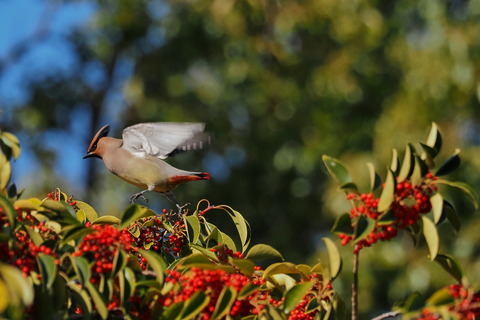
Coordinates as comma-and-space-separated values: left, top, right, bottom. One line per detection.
352, 246, 359, 320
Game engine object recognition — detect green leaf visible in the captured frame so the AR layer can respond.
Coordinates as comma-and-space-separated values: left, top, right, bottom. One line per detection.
366, 162, 381, 192
430, 193, 443, 224
120, 204, 155, 229
205, 225, 223, 246
330, 213, 354, 236
184, 215, 201, 244
420, 143, 437, 169
322, 238, 342, 279
75, 201, 99, 222
230, 258, 255, 275
67, 281, 92, 319
0, 161, 11, 190
238, 282, 260, 299
435, 149, 461, 176
223, 206, 251, 253
283, 282, 314, 314
378, 169, 396, 213
421, 216, 439, 261
390, 149, 400, 174
246, 244, 284, 261
41, 200, 80, 226
263, 262, 301, 279
24, 225, 44, 247
426, 288, 454, 306
0, 262, 34, 306
176, 253, 213, 267
138, 249, 167, 284
403, 292, 425, 312
434, 254, 463, 283
61, 225, 93, 245
162, 301, 184, 320
0, 194, 16, 228
92, 215, 121, 225
322, 155, 351, 186
444, 200, 460, 232
190, 244, 220, 261
180, 290, 210, 320
398, 144, 414, 182
211, 286, 236, 319
37, 253, 57, 290
436, 179, 479, 209
425, 122, 442, 156
411, 156, 426, 186
220, 231, 237, 252
14, 198, 42, 211
71, 255, 91, 287
377, 210, 396, 225
338, 182, 358, 193
111, 249, 127, 278
85, 282, 108, 320
0, 279, 9, 313
354, 216, 375, 243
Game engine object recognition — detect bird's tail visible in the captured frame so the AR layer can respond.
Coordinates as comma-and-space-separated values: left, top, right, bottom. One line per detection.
168, 172, 211, 185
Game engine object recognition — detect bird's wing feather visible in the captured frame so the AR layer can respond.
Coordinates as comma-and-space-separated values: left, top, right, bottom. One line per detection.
121, 122, 209, 159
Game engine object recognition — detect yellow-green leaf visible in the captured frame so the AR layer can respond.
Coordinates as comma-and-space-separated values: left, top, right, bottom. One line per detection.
422, 216, 439, 261
322, 237, 342, 279
378, 169, 396, 213
246, 244, 284, 261
284, 282, 314, 314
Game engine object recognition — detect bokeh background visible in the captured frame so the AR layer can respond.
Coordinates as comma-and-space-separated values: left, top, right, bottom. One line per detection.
1, 0, 480, 317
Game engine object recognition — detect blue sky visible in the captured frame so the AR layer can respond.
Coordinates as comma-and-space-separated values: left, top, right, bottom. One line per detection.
0, 0, 97, 196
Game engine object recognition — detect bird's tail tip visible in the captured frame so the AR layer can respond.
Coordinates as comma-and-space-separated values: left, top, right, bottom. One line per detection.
196, 172, 211, 180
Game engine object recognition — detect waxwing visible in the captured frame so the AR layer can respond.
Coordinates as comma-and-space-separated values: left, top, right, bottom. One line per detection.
83, 122, 211, 205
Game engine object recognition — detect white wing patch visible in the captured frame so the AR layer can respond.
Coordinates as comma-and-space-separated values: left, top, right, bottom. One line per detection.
121, 122, 209, 159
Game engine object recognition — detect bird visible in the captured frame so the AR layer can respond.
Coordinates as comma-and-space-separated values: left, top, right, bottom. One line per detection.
83, 122, 211, 206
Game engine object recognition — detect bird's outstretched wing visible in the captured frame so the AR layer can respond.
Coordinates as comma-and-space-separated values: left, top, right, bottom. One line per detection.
122, 122, 210, 159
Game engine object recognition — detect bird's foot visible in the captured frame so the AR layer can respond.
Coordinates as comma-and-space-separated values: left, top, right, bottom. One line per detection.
130, 192, 149, 204
176, 202, 190, 216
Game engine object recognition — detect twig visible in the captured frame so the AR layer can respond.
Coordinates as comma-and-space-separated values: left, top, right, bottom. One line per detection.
352, 246, 359, 320
371, 311, 401, 320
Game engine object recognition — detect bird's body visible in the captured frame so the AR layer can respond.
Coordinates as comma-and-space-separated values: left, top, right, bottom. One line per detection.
84, 122, 211, 204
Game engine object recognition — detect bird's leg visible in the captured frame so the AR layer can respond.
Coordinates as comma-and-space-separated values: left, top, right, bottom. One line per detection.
163, 191, 189, 216
130, 189, 150, 203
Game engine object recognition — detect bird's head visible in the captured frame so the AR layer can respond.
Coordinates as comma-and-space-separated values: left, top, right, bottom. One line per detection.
83, 124, 110, 159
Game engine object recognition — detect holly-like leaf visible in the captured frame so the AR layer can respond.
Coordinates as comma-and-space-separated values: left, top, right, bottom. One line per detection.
0, 194, 16, 228
184, 215, 201, 244
354, 216, 375, 243
322, 155, 352, 186
138, 250, 167, 284
120, 204, 155, 229
426, 287, 454, 306
425, 122, 442, 156
283, 282, 314, 314
398, 144, 414, 182
435, 149, 461, 176
322, 238, 342, 279
444, 200, 460, 232
330, 213, 354, 236
434, 254, 463, 283
91, 215, 121, 225
421, 216, 439, 261
180, 291, 210, 320
436, 180, 479, 209
430, 193, 444, 224
37, 253, 57, 290
263, 262, 301, 279
85, 282, 108, 320
378, 169, 396, 213
391, 149, 400, 174
246, 244, 284, 262
75, 201, 99, 222
366, 162, 381, 192
211, 286, 236, 319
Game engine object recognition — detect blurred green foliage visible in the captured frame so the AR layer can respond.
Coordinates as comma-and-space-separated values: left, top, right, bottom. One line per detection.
2, 0, 480, 317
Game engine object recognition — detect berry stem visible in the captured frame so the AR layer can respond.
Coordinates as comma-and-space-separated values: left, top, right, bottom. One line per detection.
352, 245, 359, 320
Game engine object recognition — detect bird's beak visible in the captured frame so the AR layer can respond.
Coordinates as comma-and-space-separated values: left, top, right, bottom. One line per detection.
83, 152, 100, 159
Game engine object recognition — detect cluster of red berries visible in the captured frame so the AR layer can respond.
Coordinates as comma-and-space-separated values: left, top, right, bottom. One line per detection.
339, 173, 438, 251
288, 275, 333, 320
210, 244, 245, 262
0, 230, 58, 277
160, 267, 264, 319
415, 285, 480, 320
46, 190, 77, 206
73, 223, 133, 280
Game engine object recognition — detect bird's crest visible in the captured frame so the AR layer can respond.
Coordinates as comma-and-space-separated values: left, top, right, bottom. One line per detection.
87, 124, 110, 153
